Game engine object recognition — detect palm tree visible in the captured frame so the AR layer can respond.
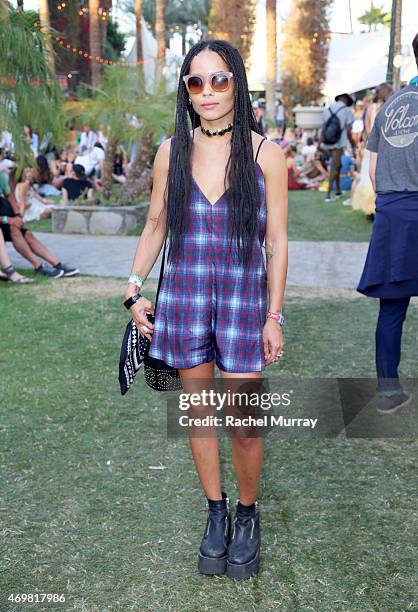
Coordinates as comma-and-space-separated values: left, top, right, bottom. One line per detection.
120, 65, 177, 202
0, 6, 65, 165
39, 0, 55, 73
208, 0, 257, 69
135, 0, 143, 70
80, 65, 176, 201
89, 0, 101, 87
281, 0, 333, 107
358, 3, 389, 32
155, 0, 166, 78
265, 0, 277, 123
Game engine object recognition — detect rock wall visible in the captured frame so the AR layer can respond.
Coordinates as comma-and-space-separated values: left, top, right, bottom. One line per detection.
52, 204, 149, 235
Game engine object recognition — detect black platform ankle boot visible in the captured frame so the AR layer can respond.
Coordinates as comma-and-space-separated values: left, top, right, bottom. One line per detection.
198, 491, 231, 575
226, 499, 261, 580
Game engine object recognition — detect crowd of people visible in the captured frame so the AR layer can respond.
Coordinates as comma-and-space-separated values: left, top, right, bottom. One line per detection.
0, 123, 138, 282
254, 83, 394, 220
0, 83, 398, 282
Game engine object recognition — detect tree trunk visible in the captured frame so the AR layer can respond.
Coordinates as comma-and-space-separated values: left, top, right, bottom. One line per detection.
101, 137, 118, 199
89, 0, 101, 88
39, 0, 56, 74
155, 0, 166, 78
119, 131, 154, 203
17, 0, 24, 8
208, 0, 257, 70
393, 0, 402, 91
265, 0, 277, 123
135, 0, 143, 71
182, 26, 187, 56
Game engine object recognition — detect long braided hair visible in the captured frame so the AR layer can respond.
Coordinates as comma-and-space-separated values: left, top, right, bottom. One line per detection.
163, 39, 264, 269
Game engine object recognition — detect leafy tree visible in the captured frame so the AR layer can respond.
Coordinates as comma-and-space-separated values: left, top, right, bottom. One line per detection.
124, 0, 210, 52
358, 4, 390, 32
73, 63, 176, 200
281, 0, 333, 108
0, 4, 65, 165
208, 0, 257, 69
103, 17, 126, 61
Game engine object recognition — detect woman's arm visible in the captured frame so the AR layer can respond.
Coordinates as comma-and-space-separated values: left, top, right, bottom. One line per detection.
364, 105, 373, 137
262, 141, 288, 314
124, 138, 170, 300
369, 152, 377, 192
17, 182, 29, 215
61, 187, 69, 204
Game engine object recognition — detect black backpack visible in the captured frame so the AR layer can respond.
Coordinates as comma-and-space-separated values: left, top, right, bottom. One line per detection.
322, 105, 344, 145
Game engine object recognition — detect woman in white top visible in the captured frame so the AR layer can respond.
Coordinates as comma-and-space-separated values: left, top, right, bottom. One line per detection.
350, 83, 393, 217
13, 167, 56, 222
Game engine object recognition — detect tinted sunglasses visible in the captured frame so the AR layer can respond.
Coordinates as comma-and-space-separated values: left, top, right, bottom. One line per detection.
183, 71, 234, 95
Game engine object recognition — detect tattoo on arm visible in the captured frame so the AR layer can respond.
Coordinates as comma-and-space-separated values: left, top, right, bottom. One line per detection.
265, 240, 276, 264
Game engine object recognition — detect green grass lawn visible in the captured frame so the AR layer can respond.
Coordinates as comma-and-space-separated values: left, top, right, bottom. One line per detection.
0, 279, 416, 611
26, 191, 372, 242
287, 191, 373, 242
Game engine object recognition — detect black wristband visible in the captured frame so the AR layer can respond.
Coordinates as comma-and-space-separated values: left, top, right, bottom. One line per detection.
123, 293, 142, 310
15, 213, 23, 218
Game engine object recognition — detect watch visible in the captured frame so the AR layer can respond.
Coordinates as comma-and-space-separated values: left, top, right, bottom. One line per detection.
123, 293, 142, 310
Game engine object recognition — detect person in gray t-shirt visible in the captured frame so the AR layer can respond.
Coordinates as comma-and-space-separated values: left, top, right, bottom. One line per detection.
321, 94, 356, 201
367, 82, 418, 193
356, 33, 418, 414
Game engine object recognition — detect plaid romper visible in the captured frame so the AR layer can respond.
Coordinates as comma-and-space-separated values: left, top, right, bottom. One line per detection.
148, 137, 268, 372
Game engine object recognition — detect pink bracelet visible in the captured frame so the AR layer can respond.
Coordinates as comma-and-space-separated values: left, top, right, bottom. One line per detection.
267, 311, 285, 326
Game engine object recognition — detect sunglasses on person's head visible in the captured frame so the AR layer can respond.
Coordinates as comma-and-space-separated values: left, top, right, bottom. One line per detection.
183, 71, 234, 95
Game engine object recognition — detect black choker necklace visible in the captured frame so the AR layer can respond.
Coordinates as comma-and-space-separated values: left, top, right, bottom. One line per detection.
201, 123, 233, 137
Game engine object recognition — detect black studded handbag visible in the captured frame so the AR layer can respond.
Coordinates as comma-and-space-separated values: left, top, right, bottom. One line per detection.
118, 235, 183, 394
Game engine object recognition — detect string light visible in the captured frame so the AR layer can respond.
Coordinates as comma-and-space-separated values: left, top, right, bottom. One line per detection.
56, 2, 111, 20
33, 21, 152, 67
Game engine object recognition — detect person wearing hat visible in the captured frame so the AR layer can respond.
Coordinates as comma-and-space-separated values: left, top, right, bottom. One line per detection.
320, 93, 356, 202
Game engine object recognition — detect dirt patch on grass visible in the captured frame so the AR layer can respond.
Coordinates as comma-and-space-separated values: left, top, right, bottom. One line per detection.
24, 276, 160, 304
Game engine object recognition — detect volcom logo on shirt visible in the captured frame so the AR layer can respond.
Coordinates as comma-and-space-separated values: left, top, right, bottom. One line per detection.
381, 90, 418, 148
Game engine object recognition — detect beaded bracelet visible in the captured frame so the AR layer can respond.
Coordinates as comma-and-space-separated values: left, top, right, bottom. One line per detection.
128, 273, 144, 290
267, 311, 285, 326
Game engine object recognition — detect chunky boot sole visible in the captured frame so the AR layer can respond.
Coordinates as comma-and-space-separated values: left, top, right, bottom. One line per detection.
198, 552, 227, 575
226, 549, 260, 580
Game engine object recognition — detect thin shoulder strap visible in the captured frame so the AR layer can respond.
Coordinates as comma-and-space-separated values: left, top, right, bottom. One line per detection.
255, 136, 267, 163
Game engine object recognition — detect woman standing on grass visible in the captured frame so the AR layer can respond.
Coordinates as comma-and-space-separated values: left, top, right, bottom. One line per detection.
124, 39, 288, 580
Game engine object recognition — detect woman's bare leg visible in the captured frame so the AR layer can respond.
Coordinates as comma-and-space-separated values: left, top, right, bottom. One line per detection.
0, 231, 28, 280
220, 370, 264, 505
178, 360, 223, 500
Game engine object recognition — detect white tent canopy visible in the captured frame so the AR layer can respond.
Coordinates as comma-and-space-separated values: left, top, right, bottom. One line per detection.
125, 19, 180, 91
324, 30, 416, 100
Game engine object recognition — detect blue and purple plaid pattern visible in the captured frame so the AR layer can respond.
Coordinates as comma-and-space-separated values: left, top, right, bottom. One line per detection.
148, 161, 267, 372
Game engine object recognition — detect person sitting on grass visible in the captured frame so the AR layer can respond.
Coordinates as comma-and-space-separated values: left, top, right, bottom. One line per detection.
0, 217, 33, 283
0, 147, 16, 175
11, 167, 56, 223
301, 149, 329, 185
329, 149, 356, 193
61, 164, 94, 204
33, 154, 62, 197
285, 145, 318, 190
0, 171, 79, 278
111, 144, 128, 184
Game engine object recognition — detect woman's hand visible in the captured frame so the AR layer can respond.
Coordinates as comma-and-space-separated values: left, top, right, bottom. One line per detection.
128, 295, 155, 342
263, 319, 285, 367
